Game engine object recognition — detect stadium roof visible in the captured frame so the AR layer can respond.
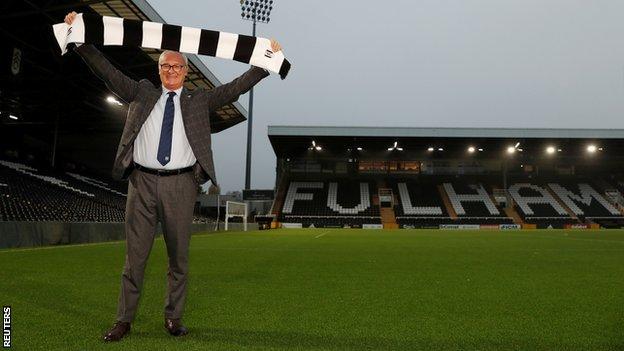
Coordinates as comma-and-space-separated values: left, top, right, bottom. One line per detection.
0, 0, 249, 175
268, 126, 624, 139
268, 125, 624, 159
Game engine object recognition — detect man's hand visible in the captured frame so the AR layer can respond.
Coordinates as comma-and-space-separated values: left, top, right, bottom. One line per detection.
270, 39, 282, 53
64, 11, 78, 25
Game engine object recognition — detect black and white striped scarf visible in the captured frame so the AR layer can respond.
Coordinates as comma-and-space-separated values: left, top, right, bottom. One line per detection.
52, 13, 291, 79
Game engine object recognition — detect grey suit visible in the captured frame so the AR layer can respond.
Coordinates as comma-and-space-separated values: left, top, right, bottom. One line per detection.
76, 44, 268, 185
75, 44, 269, 322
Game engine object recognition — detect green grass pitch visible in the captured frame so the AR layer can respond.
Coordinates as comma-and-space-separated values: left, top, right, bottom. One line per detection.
1, 229, 623, 350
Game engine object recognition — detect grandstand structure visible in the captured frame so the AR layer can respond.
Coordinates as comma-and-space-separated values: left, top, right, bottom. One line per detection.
2, 0, 250, 171
0, 0, 252, 224
268, 126, 624, 229
2, 1, 624, 234
0, 159, 126, 222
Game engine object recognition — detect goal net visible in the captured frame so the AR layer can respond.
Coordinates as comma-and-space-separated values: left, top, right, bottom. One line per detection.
225, 201, 247, 231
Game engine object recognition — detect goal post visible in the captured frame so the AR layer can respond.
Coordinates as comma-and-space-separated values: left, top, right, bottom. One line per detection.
225, 201, 248, 231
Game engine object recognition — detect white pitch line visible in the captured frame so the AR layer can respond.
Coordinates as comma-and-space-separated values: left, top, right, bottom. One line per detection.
315, 231, 329, 238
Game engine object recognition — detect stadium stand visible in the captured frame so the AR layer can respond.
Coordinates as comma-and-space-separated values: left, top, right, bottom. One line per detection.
548, 181, 624, 228
507, 182, 574, 228
392, 178, 449, 228
273, 174, 624, 229
280, 179, 381, 228
548, 182, 620, 217
391, 178, 513, 228
0, 159, 126, 222
442, 181, 513, 225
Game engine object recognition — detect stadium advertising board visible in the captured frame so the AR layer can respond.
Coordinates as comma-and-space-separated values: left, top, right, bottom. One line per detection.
499, 224, 521, 230
363, 224, 383, 229
439, 224, 480, 230
242, 189, 274, 201
281, 223, 302, 228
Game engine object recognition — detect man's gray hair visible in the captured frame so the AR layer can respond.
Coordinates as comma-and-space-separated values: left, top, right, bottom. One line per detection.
159, 50, 188, 66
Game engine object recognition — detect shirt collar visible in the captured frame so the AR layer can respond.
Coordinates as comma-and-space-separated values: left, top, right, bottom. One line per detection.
162, 85, 183, 97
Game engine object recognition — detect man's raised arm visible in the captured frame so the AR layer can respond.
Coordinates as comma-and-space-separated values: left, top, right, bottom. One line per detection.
205, 39, 282, 111
65, 11, 140, 103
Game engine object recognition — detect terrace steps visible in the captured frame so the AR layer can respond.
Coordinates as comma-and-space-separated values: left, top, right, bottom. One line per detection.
438, 184, 457, 219
381, 207, 398, 229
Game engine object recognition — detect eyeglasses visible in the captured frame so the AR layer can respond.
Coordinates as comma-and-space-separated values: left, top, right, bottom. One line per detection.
160, 63, 186, 73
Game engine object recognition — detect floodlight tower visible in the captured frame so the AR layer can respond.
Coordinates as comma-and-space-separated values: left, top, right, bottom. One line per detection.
240, 0, 274, 190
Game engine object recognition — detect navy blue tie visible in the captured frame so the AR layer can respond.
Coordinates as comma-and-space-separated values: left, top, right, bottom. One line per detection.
157, 91, 176, 166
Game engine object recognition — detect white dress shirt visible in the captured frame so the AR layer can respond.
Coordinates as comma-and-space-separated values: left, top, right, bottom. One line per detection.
133, 86, 197, 169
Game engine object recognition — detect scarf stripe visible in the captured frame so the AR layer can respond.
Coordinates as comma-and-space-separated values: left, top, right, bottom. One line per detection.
53, 13, 291, 79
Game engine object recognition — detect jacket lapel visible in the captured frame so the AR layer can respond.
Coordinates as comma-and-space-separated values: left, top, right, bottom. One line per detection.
135, 87, 161, 129
180, 87, 191, 126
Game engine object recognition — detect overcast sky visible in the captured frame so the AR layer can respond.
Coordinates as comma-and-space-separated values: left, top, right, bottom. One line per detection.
147, 0, 624, 193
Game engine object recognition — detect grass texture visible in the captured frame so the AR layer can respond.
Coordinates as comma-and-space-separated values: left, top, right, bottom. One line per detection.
1, 229, 623, 350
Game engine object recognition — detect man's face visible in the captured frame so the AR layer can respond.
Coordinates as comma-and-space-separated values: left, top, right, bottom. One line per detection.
159, 51, 187, 90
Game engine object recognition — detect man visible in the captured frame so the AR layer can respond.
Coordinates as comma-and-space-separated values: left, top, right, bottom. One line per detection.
63, 11, 281, 342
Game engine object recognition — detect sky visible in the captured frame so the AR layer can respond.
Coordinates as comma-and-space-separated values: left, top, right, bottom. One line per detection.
147, 0, 624, 193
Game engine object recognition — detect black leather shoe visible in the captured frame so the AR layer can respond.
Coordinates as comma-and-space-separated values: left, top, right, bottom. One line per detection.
164, 318, 188, 336
103, 321, 131, 342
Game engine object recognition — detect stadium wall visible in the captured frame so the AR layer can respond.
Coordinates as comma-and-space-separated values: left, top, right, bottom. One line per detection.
0, 222, 257, 249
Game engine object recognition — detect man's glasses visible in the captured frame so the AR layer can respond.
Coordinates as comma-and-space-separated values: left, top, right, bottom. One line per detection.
160, 64, 186, 73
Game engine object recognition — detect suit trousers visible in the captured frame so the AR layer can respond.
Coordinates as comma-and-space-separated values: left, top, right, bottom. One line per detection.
116, 169, 198, 323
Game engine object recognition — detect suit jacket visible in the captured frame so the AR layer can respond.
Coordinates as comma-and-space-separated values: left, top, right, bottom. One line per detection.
75, 44, 269, 185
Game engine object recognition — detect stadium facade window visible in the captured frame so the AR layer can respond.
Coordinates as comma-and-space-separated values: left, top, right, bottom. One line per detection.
395, 161, 420, 172
358, 161, 386, 173
357, 161, 421, 174
401, 162, 420, 171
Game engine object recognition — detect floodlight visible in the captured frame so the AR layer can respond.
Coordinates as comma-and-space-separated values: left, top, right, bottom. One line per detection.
241, 0, 276, 190
106, 96, 123, 106
240, 0, 274, 23
388, 141, 403, 151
